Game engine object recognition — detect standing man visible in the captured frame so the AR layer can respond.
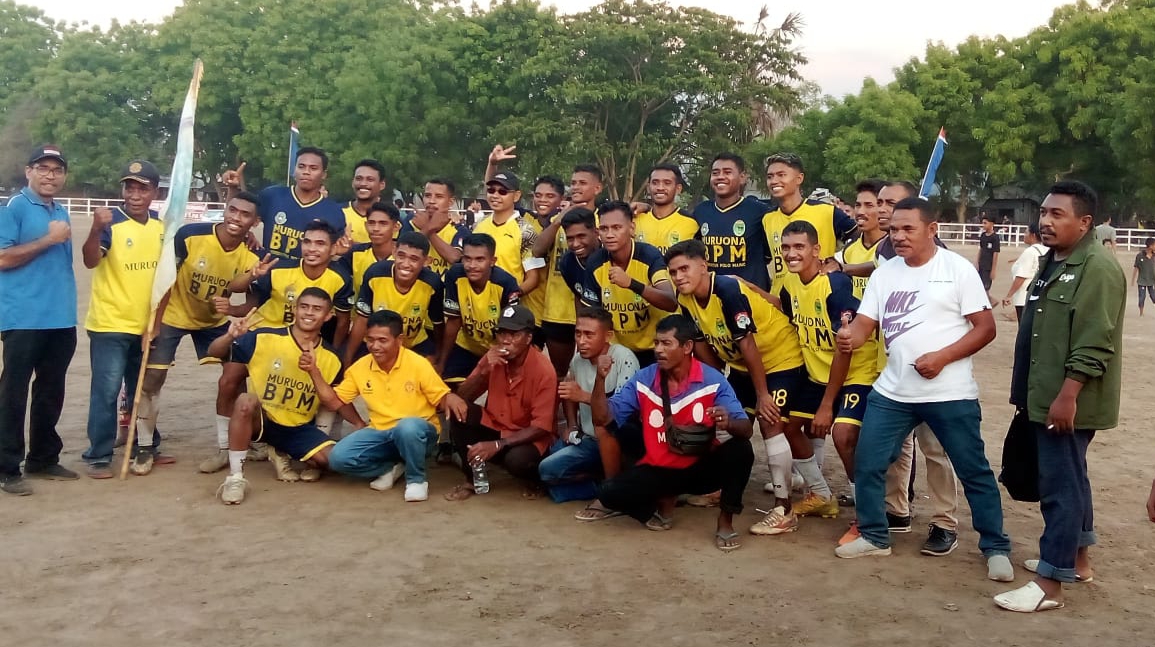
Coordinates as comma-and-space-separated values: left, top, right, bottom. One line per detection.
221, 148, 347, 261
996, 181, 1125, 613
1001, 223, 1047, 322
634, 164, 698, 254
977, 214, 1001, 302
522, 175, 565, 348
0, 145, 78, 494
473, 172, 546, 298
337, 202, 402, 301
839, 180, 887, 299
1131, 236, 1155, 316
573, 201, 677, 366
762, 153, 857, 288
834, 197, 1014, 585
692, 153, 773, 290
410, 178, 466, 277
1094, 215, 1116, 251
341, 159, 388, 244
81, 161, 166, 479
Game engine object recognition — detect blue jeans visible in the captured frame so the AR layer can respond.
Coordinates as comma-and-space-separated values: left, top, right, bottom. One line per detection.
1035, 425, 1097, 582
83, 331, 143, 465
539, 437, 603, 502
854, 392, 1011, 556
328, 418, 436, 484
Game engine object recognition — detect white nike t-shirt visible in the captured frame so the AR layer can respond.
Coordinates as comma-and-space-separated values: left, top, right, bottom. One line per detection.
859, 248, 990, 403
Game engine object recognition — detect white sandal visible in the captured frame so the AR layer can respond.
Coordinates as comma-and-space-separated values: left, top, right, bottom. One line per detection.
1023, 559, 1093, 582
993, 582, 1065, 613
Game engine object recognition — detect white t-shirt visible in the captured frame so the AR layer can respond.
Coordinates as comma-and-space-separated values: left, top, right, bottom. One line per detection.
1010, 243, 1047, 307
569, 343, 640, 434
858, 249, 990, 403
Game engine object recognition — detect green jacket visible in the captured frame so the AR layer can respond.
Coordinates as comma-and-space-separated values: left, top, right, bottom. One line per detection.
1024, 231, 1126, 429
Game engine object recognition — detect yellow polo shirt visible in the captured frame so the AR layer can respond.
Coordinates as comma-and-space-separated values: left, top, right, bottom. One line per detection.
334, 349, 450, 431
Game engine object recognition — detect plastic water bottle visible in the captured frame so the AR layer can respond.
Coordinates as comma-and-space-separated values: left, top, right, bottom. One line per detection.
471, 457, 490, 494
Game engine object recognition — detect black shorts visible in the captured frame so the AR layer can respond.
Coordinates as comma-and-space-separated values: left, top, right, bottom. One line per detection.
727, 366, 805, 418
257, 417, 334, 461
789, 380, 872, 426
541, 321, 576, 345
147, 323, 229, 369
978, 271, 993, 291
443, 344, 482, 383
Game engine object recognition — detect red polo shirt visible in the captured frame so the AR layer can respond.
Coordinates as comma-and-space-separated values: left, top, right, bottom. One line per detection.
480, 346, 558, 454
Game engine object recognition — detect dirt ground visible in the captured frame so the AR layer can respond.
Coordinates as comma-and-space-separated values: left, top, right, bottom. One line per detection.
2, 221, 1153, 647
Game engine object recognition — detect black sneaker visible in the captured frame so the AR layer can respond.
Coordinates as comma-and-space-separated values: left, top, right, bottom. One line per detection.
1, 475, 33, 496
886, 512, 912, 533
25, 464, 79, 481
920, 524, 959, 556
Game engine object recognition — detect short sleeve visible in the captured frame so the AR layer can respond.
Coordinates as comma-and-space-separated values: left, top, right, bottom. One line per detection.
0, 203, 18, 249
250, 270, 272, 302
332, 271, 354, 312
173, 225, 192, 265
858, 271, 883, 322
257, 186, 278, 223
645, 250, 669, 285
825, 272, 860, 332
449, 225, 467, 249
1135, 253, 1144, 270
716, 278, 756, 339
777, 286, 793, 319
956, 256, 993, 316
443, 269, 461, 317
519, 219, 545, 271
99, 223, 112, 251
992, 235, 1001, 253
559, 253, 585, 300
609, 346, 641, 394
229, 331, 259, 364
332, 369, 361, 404
333, 250, 355, 279
581, 261, 602, 307
418, 356, 451, 405
833, 207, 858, 241
426, 274, 445, 324
355, 279, 375, 317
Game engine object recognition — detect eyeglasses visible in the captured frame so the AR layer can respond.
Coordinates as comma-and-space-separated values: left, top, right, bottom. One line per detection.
486, 186, 511, 196
31, 165, 66, 178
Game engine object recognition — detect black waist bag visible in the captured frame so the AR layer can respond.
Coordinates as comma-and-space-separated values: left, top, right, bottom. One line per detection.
659, 370, 714, 456
999, 409, 1040, 503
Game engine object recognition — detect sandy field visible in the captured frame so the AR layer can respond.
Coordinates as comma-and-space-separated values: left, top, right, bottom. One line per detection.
2, 219, 1153, 646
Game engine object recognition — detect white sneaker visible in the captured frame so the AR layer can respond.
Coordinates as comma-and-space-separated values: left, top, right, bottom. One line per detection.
268, 448, 300, 482
835, 536, 892, 559
299, 468, 322, 482
369, 463, 406, 492
404, 481, 429, 502
217, 474, 248, 505
198, 449, 230, 474
987, 554, 1015, 582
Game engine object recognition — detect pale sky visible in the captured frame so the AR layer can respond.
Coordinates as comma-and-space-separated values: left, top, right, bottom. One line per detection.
24, 0, 1073, 96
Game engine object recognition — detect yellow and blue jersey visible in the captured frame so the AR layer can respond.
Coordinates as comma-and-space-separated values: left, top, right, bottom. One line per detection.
85, 207, 163, 334
230, 327, 342, 427
163, 222, 260, 330
764, 199, 857, 288
634, 208, 700, 254
249, 260, 353, 330
443, 264, 521, 356
541, 214, 577, 325
426, 223, 468, 276
679, 273, 802, 375
840, 234, 883, 300
574, 242, 671, 353
777, 271, 878, 386
355, 260, 444, 348
472, 211, 544, 284
337, 242, 391, 300
691, 195, 773, 290
341, 202, 370, 245
257, 186, 346, 260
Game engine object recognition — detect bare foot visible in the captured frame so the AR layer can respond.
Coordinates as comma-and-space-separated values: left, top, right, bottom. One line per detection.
444, 483, 475, 501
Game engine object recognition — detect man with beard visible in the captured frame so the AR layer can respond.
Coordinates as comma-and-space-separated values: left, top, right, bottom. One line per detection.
341, 159, 389, 245
634, 164, 698, 254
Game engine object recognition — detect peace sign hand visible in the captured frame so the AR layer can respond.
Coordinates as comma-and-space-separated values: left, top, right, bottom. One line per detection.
488, 144, 518, 164
249, 253, 278, 281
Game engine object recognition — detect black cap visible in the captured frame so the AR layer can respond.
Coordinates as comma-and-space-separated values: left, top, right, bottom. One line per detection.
487, 172, 521, 191
496, 304, 535, 332
120, 160, 161, 187
28, 144, 67, 169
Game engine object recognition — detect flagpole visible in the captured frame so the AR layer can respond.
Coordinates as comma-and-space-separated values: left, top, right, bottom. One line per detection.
119, 59, 204, 479
919, 127, 947, 199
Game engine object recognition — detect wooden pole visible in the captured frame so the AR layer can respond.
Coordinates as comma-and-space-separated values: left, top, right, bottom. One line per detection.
118, 312, 159, 480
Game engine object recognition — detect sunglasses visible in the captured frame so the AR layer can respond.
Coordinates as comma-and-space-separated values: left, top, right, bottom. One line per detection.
486, 186, 511, 195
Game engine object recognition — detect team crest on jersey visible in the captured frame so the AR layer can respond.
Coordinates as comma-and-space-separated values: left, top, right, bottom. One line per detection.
196, 257, 207, 269
285, 288, 297, 303
404, 381, 416, 393
669, 232, 681, 244
792, 295, 800, 311
700, 223, 710, 236
772, 232, 781, 243
637, 232, 647, 242
411, 304, 421, 314
715, 319, 727, 334
364, 380, 373, 393
126, 238, 134, 247
814, 299, 823, 316
489, 304, 499, 317
733, 221, 746, 237
272, 358, 283, 372
603, 287, 612, 303
735, 312, 751, 329
274, 212, 288, 225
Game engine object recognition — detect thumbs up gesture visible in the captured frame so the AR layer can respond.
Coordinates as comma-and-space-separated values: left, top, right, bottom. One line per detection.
836, 311, 855, 354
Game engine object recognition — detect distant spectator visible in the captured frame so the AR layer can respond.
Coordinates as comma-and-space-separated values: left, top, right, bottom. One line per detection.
1095, 216, 1116, 251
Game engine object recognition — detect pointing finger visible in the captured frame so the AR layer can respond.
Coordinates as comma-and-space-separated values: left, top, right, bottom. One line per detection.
237, 161, 247, 174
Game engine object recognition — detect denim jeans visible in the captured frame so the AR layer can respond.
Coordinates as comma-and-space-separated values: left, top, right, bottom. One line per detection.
328, 418, 437, 484
0, 328, 76, 476
539, 437, 603, 502
1035, 424, 1097, 583
854, 391, 1011, 556
83, 331, 143, 465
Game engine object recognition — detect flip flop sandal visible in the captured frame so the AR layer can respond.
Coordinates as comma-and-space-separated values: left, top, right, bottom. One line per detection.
993, 582, 1065, 613
645, 512, 673, 531
443, 484, 475, 502
715, 531, 741, 552
574, 503, 624, 522
1023, 559, 1093, 583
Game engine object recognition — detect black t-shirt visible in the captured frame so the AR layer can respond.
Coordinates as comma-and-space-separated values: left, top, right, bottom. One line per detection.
1010, 254, 1061, 407
978, 231, 1001, 273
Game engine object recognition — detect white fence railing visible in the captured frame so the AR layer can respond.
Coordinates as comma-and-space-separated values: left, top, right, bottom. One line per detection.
925, 223, 1152, 251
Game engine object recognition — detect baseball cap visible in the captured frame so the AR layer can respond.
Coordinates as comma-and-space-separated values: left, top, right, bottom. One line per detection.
120, 160, 161, 187
496, 304, 535, 332
487, 172, 521, 191
28, 145, 67, 169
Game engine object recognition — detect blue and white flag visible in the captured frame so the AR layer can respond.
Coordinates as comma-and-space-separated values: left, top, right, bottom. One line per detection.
287, 121, 300, 185
919, 127, 947, 199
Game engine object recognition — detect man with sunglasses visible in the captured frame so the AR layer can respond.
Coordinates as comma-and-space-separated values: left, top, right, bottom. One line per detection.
473, 170, 545, 300
0, 145, 79, 494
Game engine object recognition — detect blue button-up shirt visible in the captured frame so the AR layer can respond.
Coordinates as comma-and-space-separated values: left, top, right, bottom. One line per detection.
0, 187, 77, 330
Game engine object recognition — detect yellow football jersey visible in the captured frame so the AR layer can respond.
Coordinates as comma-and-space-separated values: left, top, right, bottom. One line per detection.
764, 199, 857, 288
777, 271, 879, 386
541, 215, 576, 325
342, 203, 371, 245
163, 222, 259, 331
85, 208, 164, 334
339, 242, 392, 299
230, 327, 341, 427
577, 242, 671, 352
426, 223, 467, 276
355, 260, 444, 348
249, 261, 353, 330
840, 234, 883, 300
443, 264, 521, 356
634, 209, 699, 253
472, 211, 544, 284
678, 274, 802, 374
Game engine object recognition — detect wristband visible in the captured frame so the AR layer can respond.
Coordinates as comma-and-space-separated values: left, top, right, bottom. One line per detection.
629, 279, 646, 295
